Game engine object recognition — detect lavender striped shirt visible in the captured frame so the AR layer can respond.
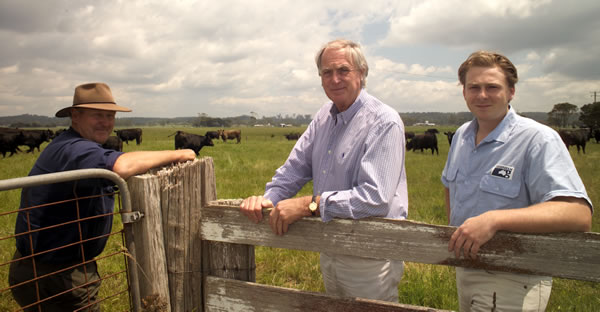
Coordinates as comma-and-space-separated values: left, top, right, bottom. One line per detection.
264, 89, 408, 222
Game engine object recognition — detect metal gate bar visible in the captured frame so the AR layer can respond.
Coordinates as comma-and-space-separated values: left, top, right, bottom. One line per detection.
0, 169, 141, 312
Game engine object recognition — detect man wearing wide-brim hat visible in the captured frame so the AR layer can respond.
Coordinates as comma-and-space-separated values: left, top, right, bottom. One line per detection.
9, 82, 196, 311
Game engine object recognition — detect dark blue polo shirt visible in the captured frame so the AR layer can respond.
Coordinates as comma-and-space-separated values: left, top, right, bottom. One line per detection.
15, 128, 124, 264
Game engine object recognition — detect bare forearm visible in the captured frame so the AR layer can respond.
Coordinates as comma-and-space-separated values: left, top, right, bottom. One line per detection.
112, 149, 196, 179
486, 197, 592, 233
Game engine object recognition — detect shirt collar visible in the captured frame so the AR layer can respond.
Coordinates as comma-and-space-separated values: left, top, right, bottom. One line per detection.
328, 89, 366, 125
466, 106, 518, 144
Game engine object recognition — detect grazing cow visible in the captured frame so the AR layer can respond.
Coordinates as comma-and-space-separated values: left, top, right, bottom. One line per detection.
444, 131, 455, 146
593, 129, 600, 144
218, 129, 242, 143
284, 132, 301, 140
205, 131, 220, 140
171, 131, 214, 155
405, 132, 415, 140
20, 129, 53, 153
114, 128, 143, 145
558, 129, 588, 154
407, 133, 438, 155
102, 136, 123, 151
0, 129, 25, 158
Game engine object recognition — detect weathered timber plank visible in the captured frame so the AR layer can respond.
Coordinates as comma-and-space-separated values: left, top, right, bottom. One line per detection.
204, 276, 450, 312
201, 201, 600, 282
127, 174, 171, 311
155, 159, 203, 312
159, 164, 187, 312
200, 158, 256, 283
186, 159, 203, 312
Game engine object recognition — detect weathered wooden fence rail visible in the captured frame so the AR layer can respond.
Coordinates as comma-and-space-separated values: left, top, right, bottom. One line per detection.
127, 157, 600, 312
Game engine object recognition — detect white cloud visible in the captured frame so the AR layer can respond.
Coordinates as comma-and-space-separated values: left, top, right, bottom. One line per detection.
0, 0, 599, 117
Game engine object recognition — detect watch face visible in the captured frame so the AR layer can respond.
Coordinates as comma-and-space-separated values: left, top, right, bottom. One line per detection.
309, 202, 317, 212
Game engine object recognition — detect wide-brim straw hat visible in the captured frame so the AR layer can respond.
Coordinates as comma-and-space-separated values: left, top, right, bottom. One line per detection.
55, 82, 132, 117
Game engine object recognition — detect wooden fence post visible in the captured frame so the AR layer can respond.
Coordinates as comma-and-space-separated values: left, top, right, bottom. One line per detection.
156, 159, 203, 312
128, 157, 255, 312
201, 157, 256, 284
128, 159, 204, 312
128, 171, 171, 311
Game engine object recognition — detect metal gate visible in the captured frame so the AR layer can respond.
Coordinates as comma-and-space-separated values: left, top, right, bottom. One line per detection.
0, 169, 141, 311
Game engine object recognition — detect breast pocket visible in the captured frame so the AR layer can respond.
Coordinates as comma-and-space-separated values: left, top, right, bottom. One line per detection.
445, 166, 474, 203
444, 165, 458, 183
479, 175, 521, 207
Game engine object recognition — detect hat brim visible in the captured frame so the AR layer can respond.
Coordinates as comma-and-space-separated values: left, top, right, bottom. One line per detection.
55, 103, 132, 117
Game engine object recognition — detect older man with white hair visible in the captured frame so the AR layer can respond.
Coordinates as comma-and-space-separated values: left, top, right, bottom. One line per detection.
240, 39, 408, 302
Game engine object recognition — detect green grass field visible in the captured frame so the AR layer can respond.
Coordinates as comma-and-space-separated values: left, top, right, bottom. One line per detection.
1, 125, 599, 311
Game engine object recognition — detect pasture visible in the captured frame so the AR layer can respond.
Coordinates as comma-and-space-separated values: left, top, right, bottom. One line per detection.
1, 125, 599, 310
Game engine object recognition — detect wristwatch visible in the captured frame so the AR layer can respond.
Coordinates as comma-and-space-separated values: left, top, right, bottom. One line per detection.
308, 195, 318, 216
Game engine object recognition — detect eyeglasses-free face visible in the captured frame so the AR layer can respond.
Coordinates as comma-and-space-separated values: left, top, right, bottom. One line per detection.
319, 48, 363, 112
320, 66, 354, 79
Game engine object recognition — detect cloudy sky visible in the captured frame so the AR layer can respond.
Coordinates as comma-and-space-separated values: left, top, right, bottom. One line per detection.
1, 0, 599, 118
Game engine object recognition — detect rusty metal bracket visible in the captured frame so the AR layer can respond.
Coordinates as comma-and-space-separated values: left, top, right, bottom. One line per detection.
121, 211, 144, 224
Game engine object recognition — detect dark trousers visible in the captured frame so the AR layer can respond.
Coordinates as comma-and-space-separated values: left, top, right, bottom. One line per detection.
8, 250, 101, 312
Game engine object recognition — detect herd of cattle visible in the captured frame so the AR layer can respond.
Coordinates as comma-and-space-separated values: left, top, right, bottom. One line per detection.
3, 125, 600, 159
0, 127, 243, 158
0, 127, 54, 157
404, 127, 600, 155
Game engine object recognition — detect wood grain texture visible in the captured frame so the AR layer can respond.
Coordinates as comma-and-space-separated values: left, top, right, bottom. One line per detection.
128, 173, 171, 311
202, 200, 600, 282
204, 276, 451, 312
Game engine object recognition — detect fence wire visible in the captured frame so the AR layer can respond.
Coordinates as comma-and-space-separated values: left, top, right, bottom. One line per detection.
0, 169, 141, 312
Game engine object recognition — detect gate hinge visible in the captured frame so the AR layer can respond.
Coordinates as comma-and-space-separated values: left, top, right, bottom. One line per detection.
121, 211, 144, 223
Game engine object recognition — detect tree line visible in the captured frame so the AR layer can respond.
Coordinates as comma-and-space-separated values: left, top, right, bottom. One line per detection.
548, 102, 600, 129
2, 104, 599, 129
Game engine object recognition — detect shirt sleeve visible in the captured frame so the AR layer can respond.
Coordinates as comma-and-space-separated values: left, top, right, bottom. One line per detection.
526, 131, 593, 211
320, 121, 404, 222
263, 120, 315, 206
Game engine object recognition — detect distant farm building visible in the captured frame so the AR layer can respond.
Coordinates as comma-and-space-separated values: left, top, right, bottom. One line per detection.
413, 120, 436, 126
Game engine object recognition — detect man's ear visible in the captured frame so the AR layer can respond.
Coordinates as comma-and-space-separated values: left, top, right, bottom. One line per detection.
508, 87, 515, 102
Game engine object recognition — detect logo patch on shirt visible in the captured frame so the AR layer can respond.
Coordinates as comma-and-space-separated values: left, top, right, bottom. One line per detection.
491, 165, 514, 180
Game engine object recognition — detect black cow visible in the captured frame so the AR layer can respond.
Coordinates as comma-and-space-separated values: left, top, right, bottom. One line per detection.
426, 128, 439, 135
102, 136, 123, 151
115, 128, 143, 145
205, 131, 220, 140
594, 129, 600, 143
0, 129, 25, 158
171, 131, 214, 155
407, 133, 438, 155
20, 129, 53, 153
558, 129, 588, 154
284, 132, 301, 140
405, 132, 415, 140
444, 131, 455, 146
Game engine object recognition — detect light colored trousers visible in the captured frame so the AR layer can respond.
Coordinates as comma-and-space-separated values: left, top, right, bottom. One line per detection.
456, 267, 552, 312
320, 252, 404, 302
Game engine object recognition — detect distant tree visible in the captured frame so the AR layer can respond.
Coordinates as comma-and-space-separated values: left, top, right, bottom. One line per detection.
193, 114, 228, 127
400, 115, 418, 127
579, 102, 600, 130
548, 103, 578, 128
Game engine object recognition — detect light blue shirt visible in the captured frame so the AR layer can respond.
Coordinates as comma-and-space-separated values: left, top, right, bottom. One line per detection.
442, 107, 593, 227
264, 89, 408, 222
